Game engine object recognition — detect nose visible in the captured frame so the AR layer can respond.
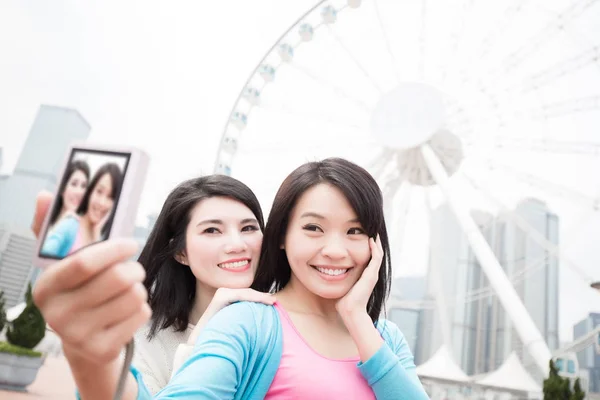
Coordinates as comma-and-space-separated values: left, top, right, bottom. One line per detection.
321, 234, 348, 260
224, 231, 248, 254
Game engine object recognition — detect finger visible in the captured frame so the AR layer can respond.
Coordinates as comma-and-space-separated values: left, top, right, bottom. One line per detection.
72, 261, 146, 310
94, 282, 148, 329
371, 236, 384, 266
87, 303, 151, 364
238, 289, 276, 305
31, 190, 54, 237
33, 238, 139, 306
58, 283, 147, 347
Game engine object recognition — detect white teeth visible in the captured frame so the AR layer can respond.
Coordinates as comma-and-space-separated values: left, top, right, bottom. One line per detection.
316, 267, 348, 276
219, 260, 249, 269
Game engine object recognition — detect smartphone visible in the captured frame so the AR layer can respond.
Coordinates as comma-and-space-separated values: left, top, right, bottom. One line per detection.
33, 142, 149, 268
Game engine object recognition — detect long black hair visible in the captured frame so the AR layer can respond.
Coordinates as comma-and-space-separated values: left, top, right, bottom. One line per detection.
140, 175, 265, 338
76, 162, 123, 238
251, 158, 392, 323
50, 160, 90, 225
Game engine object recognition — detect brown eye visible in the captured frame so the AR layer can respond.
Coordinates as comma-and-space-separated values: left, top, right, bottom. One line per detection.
302, 224, 323, 232
348, 227, 365, 235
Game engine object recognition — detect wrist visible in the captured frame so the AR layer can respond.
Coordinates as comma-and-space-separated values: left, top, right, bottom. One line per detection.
338, 308, 369, 325
64, 344, 137, 400
340, 312, 383, 362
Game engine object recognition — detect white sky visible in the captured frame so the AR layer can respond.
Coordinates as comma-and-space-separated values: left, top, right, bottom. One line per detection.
1, 0, 599, 342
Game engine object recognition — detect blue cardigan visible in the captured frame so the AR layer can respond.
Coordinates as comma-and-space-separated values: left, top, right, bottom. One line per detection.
132, 302, 429, 399
40, 216, 79, 258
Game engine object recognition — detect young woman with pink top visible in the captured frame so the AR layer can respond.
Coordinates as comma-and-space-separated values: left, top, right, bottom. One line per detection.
148, 158, 429, 399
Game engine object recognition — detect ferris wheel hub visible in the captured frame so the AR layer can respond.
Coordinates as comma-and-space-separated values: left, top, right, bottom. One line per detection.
396, 129, 464, 186
370, 82, 447, 150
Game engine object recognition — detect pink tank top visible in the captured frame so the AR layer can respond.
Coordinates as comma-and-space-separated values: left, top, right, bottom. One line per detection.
68, 228, 84, 255
264, 303, 375, 400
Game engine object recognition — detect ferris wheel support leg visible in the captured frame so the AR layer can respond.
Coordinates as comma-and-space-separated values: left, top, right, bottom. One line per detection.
419, 143, 551, 377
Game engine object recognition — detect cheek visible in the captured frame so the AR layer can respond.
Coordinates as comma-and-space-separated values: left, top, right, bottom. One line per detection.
285, 236, 315, 269
351, 240, 372, 270
246, 233, 263, 254
62, 188, 74, 201
185, 236, 212, 267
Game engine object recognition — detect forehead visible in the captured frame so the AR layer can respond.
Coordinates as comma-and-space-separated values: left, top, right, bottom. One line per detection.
96, 173, 112, 187
190, 196, 255, 220
292, 183, 357, 220
69, 169, 87, 181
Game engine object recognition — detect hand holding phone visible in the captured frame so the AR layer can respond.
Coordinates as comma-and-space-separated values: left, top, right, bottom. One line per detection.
31, 142, 150, 400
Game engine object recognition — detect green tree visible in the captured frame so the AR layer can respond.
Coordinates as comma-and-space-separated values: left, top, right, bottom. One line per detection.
544, 360, 573, 400
0, 290, 6, 332
6, 284, 46, 349
570, 378, 586, 400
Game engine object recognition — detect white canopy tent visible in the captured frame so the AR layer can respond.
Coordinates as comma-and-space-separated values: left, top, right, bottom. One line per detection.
417, 345, 471, 383
474, 352, 542, 398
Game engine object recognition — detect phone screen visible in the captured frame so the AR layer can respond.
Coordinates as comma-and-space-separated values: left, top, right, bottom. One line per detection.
38, 147, 131, 259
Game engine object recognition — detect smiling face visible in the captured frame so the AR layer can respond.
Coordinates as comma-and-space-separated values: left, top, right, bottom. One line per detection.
62, 169, 88, 212
178, 196, 263, 290
87, 173, 115, 225
283, 183, 371, 300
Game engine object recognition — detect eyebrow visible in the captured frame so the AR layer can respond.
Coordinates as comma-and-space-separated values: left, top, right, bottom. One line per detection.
300, 212, 360, 223
196, 218, 259, 227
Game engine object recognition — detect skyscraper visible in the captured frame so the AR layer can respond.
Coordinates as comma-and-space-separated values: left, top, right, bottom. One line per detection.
0, 105, 91, 228
493, 198, 560, 378
419, 199, 560, 379
418, 203, 497, 375
574, 313, 600, 393
0, 105, 90, 307
388, 276, 427, 364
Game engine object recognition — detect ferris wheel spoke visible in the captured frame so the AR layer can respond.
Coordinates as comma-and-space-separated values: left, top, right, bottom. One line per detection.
367, 148, 395, 182
528, 95, 600, 119
371, 0, 401, 83
439, 0, 475, 85
259, 99, 369, 132
501, 0, 598, 72
481, 158, 599, 210
518, 46, 600, 93
324, 24, 385, 95
476, 0, 530, 59
465, 136, 600, 157
460, 171, 595, 284
288, 62, 374, 114
418, 0, 428, 80
239, 138, 378, 154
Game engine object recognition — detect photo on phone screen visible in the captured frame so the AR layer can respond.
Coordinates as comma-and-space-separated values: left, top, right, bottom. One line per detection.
38, 147, 130, 259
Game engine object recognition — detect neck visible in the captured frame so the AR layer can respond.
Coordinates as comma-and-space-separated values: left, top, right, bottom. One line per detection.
278, 275, 342, 323
188, 280, 217, 326
56, 207, 67, 223
79, 214, 94, 235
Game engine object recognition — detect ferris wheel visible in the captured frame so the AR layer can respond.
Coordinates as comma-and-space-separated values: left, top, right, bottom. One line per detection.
213, 0, 600, 377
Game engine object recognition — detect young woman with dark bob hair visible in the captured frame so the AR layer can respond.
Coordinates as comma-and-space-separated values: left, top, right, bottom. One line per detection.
32, 174, 274, 399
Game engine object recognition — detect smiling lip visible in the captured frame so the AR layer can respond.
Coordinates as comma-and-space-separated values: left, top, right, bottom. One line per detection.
218, 258, 251, 273
311, 265, 353, 281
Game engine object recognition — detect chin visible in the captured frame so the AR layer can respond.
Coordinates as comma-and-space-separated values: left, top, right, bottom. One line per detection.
310, 285, 352, 300
214, 273, 254, 289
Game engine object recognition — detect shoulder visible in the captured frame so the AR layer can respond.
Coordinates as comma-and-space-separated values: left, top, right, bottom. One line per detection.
55, 215, 80, 233
201, 302, 279, 345
134, 321, 191, 355
210, 301, 278, 329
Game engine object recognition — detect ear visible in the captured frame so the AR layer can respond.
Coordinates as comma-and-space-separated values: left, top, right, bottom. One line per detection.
175, 252, 188, 266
